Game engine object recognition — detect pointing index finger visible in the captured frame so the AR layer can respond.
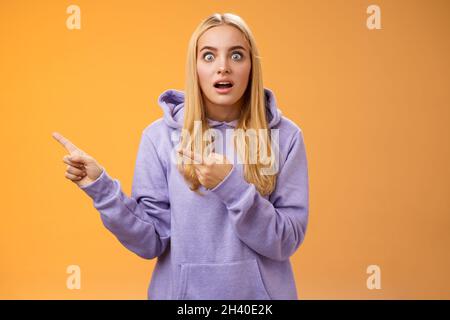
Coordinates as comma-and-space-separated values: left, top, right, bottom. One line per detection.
52, 132, 80, 153
178, 148, 203, 165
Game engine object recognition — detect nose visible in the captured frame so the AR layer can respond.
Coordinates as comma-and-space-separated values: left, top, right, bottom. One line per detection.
218, 66, 230, 74
217, 57, 230, 74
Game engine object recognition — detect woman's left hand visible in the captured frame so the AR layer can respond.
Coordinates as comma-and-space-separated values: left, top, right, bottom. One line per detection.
178, 148, 233, 190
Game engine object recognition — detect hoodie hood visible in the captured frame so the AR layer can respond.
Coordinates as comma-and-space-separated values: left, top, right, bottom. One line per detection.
158, 88, 282, 129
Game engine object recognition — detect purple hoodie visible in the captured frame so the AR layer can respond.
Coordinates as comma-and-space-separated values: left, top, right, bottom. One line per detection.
79, 88, 309, 300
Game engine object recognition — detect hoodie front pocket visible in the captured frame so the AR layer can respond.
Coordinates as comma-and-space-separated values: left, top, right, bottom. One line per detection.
176, 259, 271, 300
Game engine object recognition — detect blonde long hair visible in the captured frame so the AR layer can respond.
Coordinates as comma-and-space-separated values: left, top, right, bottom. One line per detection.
179, 13, 277, 196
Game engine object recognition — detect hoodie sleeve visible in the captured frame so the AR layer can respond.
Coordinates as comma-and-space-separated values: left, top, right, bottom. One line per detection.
210, 128, 309, 261
78, 130, 171, 260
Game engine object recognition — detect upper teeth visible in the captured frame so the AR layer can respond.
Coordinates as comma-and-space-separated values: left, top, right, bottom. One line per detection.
217, 82, 231, 84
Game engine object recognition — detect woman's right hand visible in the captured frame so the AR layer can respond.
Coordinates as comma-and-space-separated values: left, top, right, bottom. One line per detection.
52, 132, 104, 187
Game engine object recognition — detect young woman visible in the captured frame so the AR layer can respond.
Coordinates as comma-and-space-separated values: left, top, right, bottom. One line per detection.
53, 13, 309, 300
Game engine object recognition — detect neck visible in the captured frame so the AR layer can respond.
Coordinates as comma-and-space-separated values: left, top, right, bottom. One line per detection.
204, 96, 244, 122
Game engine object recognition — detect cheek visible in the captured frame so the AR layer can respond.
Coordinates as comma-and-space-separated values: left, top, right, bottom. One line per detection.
235, 62, 251, 84
196, 64, 210, 87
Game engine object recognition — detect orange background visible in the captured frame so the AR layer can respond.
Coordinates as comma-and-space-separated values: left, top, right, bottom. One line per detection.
1, 0, 449, 299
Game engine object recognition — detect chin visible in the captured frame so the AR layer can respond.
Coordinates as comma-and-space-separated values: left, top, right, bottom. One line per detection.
211, 96, 239, 106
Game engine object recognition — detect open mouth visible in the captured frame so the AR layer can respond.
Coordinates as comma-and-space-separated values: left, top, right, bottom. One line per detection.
213, 81, 234, 89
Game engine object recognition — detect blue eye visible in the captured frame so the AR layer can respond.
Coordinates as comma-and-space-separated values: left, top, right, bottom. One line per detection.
231, 51, 243, 60
203, 52, 214, 61
202, 51, 244, 62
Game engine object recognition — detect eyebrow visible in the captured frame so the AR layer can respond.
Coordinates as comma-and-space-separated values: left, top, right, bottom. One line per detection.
199, 45, 247, 52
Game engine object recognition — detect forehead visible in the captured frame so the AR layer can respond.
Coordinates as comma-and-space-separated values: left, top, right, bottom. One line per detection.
197, 25, 249, 51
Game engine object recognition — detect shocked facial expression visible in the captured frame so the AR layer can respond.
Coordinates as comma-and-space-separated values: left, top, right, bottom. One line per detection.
196, 25, 252, 110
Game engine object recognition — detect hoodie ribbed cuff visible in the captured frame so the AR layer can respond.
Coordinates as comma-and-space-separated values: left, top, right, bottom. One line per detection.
79, 169, 117, 204
209, 164, 253, 207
